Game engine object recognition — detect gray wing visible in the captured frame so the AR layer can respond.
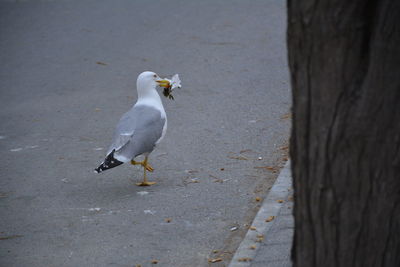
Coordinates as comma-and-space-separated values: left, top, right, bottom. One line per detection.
107, 105, 166, 161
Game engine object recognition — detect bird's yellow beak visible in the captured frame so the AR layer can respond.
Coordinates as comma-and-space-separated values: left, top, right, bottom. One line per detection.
156, 79, 171, 88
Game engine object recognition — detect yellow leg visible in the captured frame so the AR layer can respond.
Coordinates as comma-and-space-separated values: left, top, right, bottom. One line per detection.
131, 156, 156, 186
130, 158, 154, 172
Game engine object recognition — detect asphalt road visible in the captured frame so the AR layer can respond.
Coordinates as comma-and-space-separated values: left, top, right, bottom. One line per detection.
0, 0, 290, 266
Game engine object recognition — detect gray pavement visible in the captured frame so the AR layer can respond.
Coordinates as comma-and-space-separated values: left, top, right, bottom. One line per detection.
0, 1, 290, 266
229, 161, 293, 267
252, 199, 293, 267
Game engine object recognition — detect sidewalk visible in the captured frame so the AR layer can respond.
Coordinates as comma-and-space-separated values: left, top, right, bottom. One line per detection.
229, 161, 293, 267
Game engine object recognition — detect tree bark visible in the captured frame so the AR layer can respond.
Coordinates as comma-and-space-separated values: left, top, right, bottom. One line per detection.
287, 0, 400, 266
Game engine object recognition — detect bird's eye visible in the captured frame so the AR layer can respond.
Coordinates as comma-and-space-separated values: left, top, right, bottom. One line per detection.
153, 74, 157, 78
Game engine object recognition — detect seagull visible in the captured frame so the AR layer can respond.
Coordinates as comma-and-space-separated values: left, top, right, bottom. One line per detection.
95, 71, 173, 186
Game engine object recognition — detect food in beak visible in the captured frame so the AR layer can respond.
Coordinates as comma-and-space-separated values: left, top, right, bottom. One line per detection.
160, 74, 181, 100
163, 86, 174, 100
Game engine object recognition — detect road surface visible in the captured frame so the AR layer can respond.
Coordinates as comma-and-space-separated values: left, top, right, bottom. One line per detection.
0, 0, 290, 266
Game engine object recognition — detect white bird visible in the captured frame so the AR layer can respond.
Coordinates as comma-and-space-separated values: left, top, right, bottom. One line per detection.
95, 71, 173, 186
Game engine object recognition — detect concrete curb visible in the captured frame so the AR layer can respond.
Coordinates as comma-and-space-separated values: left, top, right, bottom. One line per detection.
228, 160, 292, 267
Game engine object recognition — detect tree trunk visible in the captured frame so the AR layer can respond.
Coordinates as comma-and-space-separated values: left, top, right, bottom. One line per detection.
287, 0, 400, 266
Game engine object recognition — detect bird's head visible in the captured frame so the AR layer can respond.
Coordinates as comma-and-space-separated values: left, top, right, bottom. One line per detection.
137, 71, 171, 91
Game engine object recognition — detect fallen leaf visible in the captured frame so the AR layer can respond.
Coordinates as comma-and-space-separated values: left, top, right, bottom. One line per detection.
239, 149, 252, 154
265, 216, 275, 222
276, 199, 284, 203
254, 166, 276, 171
96, 61, 107, 66
255, 197, 262, 202
164, 218, 172, 223
249, 226, 256, 230
249, 245, 256, 250
279, 145, 289, 151
208, 258, 223, 263
256, 234, 264, 238
95, 108, 101, 112
212, 250, 219, 254
151, 259, 159, 264
135, 265, 142, 267
183, 177, 200, 185
281, 113, 292, 120
220, 168, 225, 171
228, 156, 248, 160
0, 235, 23, 240
210, 174, 224, 183
238, 257, 252, 262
